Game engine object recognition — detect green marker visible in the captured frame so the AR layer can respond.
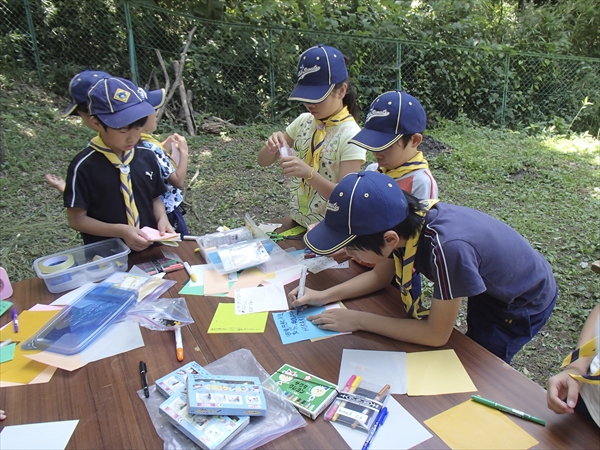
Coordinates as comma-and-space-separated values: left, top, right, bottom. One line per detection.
471, 395, 546, 426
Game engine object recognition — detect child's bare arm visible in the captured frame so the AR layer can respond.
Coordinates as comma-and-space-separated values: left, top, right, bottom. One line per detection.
66, 207, 151, 251
166, 134, 188, 189
153, 197, 174, 234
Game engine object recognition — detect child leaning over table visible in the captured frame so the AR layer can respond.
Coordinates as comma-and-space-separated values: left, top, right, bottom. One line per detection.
546, 301, 599, 427
63, 76, 173, 251
257, 44, 366, 228
290, 171, 557, 364
48, 70, 190, 235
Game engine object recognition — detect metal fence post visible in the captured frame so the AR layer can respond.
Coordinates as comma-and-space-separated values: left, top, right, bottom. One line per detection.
124, 2, 139, 86
501, 53, 510, 128
268, 28, 276, 123
23, 0, 43, 84
396, 42, 402, 90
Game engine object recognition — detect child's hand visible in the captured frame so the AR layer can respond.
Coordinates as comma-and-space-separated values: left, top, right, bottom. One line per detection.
280, 156, 312, 179
265, 131, 287, 154
157, 217, 175, 235
546, 369, 583, 415
307, 308, 364, 333
288, 286, 325, 310
172, 133, 188, 157
122, 226, 152, 251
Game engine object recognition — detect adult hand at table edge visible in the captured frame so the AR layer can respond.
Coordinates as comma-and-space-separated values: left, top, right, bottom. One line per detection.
546, 369, 584, 414
0, 409, 6, 420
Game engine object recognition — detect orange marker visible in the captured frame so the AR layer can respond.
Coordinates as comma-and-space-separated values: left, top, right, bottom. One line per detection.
175, 327, 184, 361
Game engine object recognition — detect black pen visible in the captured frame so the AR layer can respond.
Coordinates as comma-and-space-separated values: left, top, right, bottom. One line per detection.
139, 360, 149, 398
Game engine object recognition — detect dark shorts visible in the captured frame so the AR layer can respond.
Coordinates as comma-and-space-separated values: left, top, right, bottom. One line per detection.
167, 206, 189, 236
465, 288, 558, 364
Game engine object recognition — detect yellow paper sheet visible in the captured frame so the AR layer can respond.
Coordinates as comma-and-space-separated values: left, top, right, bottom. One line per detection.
406, 349, 477, 395
204, 270, 230, 295
207, 303, 268, 333
0, 309, 61, 341
0, 345, 48, 384
0, 364, 57, 388
225, 267, 271, 298
424, 399, 539, 449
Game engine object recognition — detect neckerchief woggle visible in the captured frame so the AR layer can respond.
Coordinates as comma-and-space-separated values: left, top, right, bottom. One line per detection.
90, 135, 140, 228
298, 106, 355, 215
561, 337, 600, 384
393, 199, 439, 319
379, 151, 429, 180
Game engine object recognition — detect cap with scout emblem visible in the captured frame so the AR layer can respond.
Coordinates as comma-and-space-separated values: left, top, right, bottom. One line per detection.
62, 70, 111, 117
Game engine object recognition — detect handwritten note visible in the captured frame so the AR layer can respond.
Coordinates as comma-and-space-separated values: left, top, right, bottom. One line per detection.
273, 306, 341, 344
207, 303, 268, 333
234, 283, 288, 315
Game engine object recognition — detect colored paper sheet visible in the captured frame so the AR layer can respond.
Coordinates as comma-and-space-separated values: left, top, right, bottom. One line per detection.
0, 309, 61, 342
260, 264, 302, 286
424, 399, 539, 449
225, 266, 272, 297
140, 226, 179, 241
0, 364, 56, 388
273, 306, 342, 344
0, 420, 79, 450
0, 345, 48, 384
28, 304, 63, 312
0, 342, 16, 363
25, 320, 144, 371
339, 349, 407, 395
204, 269, 230, 295
207, 303, 268, 333
331, 396, 432, 450
234, 283, 289, 314
406, 349, 477, 396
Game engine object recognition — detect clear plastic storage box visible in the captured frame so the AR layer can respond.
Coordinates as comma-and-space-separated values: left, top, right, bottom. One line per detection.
33, 238, 131, 293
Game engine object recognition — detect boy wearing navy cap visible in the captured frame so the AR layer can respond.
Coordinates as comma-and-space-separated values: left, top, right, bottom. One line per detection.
63, 77, 173, 251
258, 44, 365, 228
355, 90, 438, 201
291, 171, 557, 364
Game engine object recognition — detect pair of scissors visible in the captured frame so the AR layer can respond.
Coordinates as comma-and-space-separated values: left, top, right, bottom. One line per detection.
266, 232, 285, 242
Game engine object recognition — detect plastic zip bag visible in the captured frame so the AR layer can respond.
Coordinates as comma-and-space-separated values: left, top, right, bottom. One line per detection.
126, 297, 193, 330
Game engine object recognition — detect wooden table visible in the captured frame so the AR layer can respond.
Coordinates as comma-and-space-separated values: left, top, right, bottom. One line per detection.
1, 240, 598, 449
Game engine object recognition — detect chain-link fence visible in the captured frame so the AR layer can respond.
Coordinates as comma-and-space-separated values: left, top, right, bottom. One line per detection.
3, 0, 600, 133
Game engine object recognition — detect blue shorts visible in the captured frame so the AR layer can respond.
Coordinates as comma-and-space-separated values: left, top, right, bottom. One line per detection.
465, 288, 557, 364
167, 206, 189, 236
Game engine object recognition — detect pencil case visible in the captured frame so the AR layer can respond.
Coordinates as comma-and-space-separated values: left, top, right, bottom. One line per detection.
324, 380, 389, 432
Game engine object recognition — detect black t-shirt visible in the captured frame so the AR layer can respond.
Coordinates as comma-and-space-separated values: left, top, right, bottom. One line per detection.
64, 146, 167, 244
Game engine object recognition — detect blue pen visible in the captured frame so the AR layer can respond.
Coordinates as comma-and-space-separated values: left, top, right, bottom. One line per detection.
296, 266, 308, 313
362, 407, 388, 450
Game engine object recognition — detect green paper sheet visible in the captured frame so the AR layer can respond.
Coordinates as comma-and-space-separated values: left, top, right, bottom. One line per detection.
208, 303, 268, 333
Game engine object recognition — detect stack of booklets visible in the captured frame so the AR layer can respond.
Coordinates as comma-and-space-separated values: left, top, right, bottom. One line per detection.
156, 362, 251, 450
269, 363, 338, 419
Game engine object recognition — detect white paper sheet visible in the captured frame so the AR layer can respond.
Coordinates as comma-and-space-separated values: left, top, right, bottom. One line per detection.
339, 349, 407, 395
331, 397, 431, 450
0, 420, 79, 450
234, 283, 288, 314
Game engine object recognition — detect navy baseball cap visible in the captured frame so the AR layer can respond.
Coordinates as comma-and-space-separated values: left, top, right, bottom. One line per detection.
289, 45, 348, 104
138, 87, 166, 109
87, 77, 154, 129
62, 70, 111, 117
349, 91, 427, 152
304, 171, 409, 255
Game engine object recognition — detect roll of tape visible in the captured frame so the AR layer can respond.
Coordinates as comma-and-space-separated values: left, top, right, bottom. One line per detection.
38, 254, 76, 274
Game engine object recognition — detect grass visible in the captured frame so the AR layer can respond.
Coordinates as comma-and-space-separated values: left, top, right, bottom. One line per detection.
1, 76, 599, 388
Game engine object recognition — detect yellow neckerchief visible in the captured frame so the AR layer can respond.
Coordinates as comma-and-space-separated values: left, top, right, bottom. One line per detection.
90, 135, 140, 228
561, 337, 600, 385
393, 198, 439, 319
141, 133, 177, 169
380, 151, 428, 180
301, 106, 355, 193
